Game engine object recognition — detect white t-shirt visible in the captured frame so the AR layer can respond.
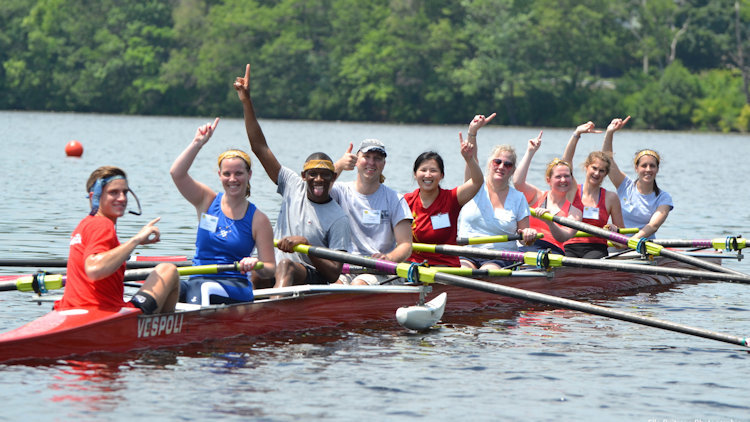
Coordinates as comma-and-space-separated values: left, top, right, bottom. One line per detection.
275, 167, 351, 266
457, 184, 530, 251
329, 181, 412, 255
617, 176, 673, 237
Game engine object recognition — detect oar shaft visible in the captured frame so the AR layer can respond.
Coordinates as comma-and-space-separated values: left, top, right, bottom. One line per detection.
342, 263, 544, 278
456, 234, 533, 245
2, 262, 251, 291
295, 244, 749, 347
432, 271, 748, 347
0, 259, 193, 268
123, 263, 245, 281
531, 209, 745, 276
649, 238, 747, 251
413, 243, 525, 262
413, 242, 750, 283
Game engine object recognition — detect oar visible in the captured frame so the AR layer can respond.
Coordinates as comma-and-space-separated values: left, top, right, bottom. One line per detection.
342, 263, 548, 278
648, 237, 747, 251
573, 228, 638, 237
0, 262, 256, 292
122, 262, 251, 281
456, 230, 638, 245
530, 208, 746, 276
288, 244, 749, 347
411, 242, 750, 284
0, 258, 193, 268
456, 233, 542, 245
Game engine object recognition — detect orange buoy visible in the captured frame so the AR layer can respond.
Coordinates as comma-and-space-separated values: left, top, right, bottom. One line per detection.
65, 140, 83, 157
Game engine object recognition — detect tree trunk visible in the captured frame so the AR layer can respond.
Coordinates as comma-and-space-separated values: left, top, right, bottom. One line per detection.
736, 1, 750, 104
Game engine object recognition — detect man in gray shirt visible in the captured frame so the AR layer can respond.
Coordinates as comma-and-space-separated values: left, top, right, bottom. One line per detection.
234, 64, 350, 288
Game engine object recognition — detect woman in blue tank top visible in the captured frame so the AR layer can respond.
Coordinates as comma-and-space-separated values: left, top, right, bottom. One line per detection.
170, 118, 276, 305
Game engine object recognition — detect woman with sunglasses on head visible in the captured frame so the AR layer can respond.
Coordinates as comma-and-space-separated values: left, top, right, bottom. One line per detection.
513, 132, 584, 256
404, 127, 484, 267
560, 121, 625, 258
601, 116, 672, 240
170, 118, 275, 306
456, 114, 538, 270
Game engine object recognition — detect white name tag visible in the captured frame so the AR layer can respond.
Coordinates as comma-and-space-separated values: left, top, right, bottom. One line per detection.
430, 213, 451, 230
362, 209, 381, 225
199, 213, 219, 232
583, 206, 599, 219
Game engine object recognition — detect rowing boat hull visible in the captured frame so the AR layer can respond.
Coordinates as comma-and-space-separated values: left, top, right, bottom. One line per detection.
0, 256, 706, 364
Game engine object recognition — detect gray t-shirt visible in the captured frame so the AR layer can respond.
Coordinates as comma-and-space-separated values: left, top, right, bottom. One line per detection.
329, 181, 412, 255
275, 167, 351, 266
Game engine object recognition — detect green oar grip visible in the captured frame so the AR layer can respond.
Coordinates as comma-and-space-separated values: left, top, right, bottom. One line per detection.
16, 274, 64, 292
626, 237, 664, 255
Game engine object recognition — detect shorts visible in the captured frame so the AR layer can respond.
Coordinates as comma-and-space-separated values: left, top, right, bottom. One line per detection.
337, 273, 393, 286
564, 243, 608, 259
180, 276, 252, 306
519, 239, 565, 256
460, 256, 518, 269
130, 291, 158, 315
302, 265, 331, 285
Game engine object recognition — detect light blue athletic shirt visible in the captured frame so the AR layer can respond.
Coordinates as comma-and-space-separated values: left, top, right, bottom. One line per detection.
193, 193, 256, 280
617, 176, 673, 237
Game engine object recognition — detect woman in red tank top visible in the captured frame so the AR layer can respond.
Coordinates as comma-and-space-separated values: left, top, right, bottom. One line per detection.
513, 132, 583, 255
561, 121, 625, 258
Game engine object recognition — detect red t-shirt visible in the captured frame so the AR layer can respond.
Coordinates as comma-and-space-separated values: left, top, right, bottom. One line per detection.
529, 191, 584, 252
565, 185, 609, 246
55, 215, 133, 311
404, 187, 461, 267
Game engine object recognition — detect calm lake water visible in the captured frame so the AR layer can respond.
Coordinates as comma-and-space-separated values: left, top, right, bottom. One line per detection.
1, 110, 749, 421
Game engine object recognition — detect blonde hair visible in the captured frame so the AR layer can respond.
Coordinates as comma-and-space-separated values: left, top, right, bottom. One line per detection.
545, 158, 573, 179
486, 145, 517, 177
217, 149, 252, 197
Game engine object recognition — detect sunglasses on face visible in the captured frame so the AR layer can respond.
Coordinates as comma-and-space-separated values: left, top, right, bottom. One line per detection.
492, 158, 514, 168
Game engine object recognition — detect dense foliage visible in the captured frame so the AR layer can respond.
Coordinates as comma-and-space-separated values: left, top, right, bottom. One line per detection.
2, 0, 749, 131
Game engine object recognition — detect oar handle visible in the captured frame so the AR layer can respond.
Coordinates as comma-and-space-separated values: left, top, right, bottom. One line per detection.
456, 233, 543, 245
574, 228, 638, 237
124, 262, 260, 281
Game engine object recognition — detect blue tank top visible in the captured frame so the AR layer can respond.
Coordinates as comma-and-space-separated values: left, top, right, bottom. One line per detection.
193, 193, 257, 279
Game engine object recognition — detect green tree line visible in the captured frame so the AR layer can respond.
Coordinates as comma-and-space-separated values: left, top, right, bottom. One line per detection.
1, 0, 749, 131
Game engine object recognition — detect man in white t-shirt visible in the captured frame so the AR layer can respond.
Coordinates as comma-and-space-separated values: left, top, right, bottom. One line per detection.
235, 65, 350, 288
333, 139, 413, 285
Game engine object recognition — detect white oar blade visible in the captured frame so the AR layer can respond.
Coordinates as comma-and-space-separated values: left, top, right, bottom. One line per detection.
395, 293, 447, 331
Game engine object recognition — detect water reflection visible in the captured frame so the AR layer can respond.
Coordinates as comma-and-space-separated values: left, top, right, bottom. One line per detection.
47, 359, 126, 412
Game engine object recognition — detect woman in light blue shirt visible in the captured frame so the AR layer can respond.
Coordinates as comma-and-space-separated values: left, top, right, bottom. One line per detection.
601, 116, 673, 239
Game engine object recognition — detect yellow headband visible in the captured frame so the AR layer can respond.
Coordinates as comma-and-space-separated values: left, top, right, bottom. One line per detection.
217, 150, 252, 169
545, 158, 572, 178
634, 149, 660, 165
302, 159, 335, 172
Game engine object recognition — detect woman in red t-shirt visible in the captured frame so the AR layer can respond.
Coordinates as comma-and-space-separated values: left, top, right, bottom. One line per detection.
513, 132, 583, 255
56, 166, 180, 314
404, 116, 486, 266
